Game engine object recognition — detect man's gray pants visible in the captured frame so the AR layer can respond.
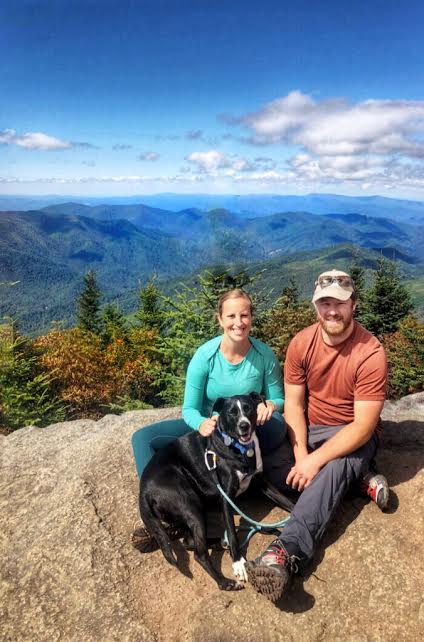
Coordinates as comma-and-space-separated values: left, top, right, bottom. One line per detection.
262, 424, 379, 563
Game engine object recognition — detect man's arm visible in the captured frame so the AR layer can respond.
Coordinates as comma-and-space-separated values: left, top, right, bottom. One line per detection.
284, 383, 309, 463
287, 399, 384, 491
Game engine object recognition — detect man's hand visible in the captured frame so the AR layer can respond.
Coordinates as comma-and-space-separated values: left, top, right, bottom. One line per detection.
286, 453, 321, 491
199, 415, 218, 436
256, 400, 275, 425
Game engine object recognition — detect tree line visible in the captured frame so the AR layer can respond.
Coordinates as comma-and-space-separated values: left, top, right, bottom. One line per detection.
0, 257, 423, 432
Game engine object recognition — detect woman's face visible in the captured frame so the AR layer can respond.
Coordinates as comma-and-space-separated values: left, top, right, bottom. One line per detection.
218, 297, 252, 343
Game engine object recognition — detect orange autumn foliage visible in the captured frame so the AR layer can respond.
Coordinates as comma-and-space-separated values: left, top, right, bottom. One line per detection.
35, 327, 159, 415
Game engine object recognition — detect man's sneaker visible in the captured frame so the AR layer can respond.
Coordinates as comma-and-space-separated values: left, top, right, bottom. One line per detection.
359, 472, 389, 510
245, 539, 299, 602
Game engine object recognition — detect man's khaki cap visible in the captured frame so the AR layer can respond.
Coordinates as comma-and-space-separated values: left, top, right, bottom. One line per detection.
312, 269, 354, 303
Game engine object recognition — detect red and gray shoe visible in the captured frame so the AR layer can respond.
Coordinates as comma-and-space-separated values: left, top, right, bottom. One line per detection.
245, 539, 299, 602
359, 472, 389, 510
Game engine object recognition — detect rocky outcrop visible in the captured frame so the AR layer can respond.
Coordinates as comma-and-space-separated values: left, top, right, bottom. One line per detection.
1, 395, 423, 642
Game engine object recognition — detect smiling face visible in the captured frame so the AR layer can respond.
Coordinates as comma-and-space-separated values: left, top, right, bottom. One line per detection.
218, 296, 252, 346
314, 296, 356, 343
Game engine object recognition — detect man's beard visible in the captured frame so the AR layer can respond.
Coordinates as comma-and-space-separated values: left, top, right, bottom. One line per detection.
319, 316, 352, 336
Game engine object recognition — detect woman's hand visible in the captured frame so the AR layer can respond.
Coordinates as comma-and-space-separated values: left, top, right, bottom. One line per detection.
256, 400, 275, 425
199, 415, 218, 437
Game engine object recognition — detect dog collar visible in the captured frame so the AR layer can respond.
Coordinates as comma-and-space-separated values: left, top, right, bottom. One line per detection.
216, 427, 255, 457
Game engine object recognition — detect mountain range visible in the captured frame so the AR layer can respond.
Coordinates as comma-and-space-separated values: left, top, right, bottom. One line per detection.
38, 201, 424, 261
2, 192, 424, 224
0, 197, 423, 333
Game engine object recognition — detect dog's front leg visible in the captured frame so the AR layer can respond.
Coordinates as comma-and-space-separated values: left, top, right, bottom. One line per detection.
222, 495, 247, 583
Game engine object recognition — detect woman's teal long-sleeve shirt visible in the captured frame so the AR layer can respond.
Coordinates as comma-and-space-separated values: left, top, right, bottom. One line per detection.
182, 335, 284, 430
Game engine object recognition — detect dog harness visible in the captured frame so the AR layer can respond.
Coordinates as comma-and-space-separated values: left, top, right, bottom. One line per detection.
204, 433, 290, 547
207, 429, 263, 496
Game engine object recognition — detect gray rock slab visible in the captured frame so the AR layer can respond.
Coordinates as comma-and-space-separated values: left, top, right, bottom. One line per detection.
381, 391, 424, 447
1, 395, 423, 642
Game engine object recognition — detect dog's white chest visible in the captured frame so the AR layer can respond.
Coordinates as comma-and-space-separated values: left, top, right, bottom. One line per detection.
235, 434, 263, 496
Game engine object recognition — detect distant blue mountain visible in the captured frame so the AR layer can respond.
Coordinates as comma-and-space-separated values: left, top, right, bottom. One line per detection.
1, 192, 424, 223
137, 193, 424, 224
1, 199, 423, 333
36, 202, 424, 263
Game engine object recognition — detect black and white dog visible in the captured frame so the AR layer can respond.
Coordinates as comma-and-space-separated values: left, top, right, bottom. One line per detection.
138, 393, 293, 590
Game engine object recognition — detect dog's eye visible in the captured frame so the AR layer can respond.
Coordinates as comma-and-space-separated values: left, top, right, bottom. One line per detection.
242, 404, 252, 413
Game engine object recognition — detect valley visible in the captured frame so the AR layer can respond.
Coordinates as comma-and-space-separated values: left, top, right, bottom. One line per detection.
1, 194, 423, 333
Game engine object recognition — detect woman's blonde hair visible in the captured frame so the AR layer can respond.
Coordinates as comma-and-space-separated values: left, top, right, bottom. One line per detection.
217, 288, 253, 317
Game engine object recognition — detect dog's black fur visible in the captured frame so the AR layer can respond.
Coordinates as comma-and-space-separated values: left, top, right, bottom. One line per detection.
138, 393, 294, 590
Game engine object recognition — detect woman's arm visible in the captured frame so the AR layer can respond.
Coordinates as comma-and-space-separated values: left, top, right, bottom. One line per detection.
262, 350, 284, 412
255, 348, 284, 425
182, 348, 209, 430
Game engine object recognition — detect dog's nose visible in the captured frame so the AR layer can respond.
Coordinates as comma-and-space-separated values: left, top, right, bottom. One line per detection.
238, 420, 251, 432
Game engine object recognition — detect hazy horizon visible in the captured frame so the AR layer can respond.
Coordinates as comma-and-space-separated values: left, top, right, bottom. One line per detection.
2, 191, 424, 205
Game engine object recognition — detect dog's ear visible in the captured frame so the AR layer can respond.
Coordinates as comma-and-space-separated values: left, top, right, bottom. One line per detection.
212, 398, 225, 414
249, 391, 264, 406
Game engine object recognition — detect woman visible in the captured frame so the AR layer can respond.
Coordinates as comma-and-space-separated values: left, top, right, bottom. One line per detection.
132, 288, 286, 476
182, 288, 285, 450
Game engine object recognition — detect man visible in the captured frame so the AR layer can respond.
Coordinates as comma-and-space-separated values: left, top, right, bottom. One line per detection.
246, 269, 389, 602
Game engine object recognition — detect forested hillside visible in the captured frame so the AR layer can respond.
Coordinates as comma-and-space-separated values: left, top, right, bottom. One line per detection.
0, 261, 422, 434
1, 201, 423, 333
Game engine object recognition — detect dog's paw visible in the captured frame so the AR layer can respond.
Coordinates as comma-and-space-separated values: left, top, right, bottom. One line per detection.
232, 557, 247, 582
218, 578, 244, 591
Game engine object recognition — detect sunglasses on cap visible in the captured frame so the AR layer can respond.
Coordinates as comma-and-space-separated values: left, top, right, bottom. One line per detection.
316, 275, 354, 289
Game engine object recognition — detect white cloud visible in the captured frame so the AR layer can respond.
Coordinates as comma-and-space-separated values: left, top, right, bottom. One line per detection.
0, 128, 72, 150
240, 92, 424, 159
186, 150, 229, 172
212, 91, 424, 190
288, 153, 386, 182
112, 144, 133, 150
72, 141, 99, 150
0, 173, 206, 185
185, 129, 203, 140
3, 157, 424, 191
185, 150, 277, 174
137, 151, 160, 161
5, 90, 424, 193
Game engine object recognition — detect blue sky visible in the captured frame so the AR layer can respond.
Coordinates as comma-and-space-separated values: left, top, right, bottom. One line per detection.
1, 0, 424, 198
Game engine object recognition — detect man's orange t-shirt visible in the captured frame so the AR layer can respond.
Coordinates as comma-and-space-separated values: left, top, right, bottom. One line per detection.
284, 321, 387, 427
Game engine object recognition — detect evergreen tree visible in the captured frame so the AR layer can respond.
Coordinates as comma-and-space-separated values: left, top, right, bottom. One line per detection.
134, 277, 163, 331
261, 280, 315, 363
349, 251, 367, 324
77, 271, 102, 334
0, 327, 65, 431
361, 257, 413, 335
279, 279, 299, 306
382, 315, 424, 398
101, 303, 127, 344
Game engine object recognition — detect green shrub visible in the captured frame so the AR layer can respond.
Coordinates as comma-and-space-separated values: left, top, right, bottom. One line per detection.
107, 395, 153, 413
0, 333, 65, 431
383, 315, 424, 398
260, 282, 316, 364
